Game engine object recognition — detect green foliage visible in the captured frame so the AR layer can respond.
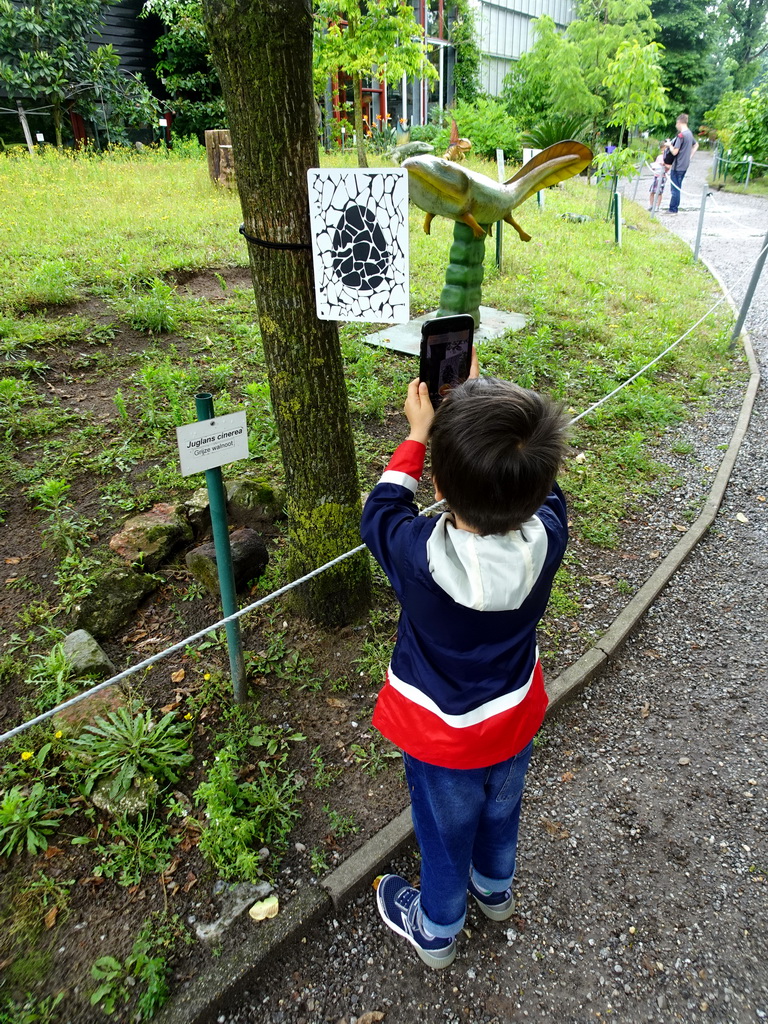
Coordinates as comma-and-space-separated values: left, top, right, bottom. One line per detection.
141, 0, 226, 139
23, 643, 78, 713
90, 912, 189, 1018
30, 479, 91, 555
93, 812, 178, 887
324, 804, 359, 838
0, 993, 64, 1024
729, 83, 768, 170
603, 39, 668, 143
25, 260, 78, 305
349, 739, 400, 777
652, 0, 715, 112
70, 707, 193, 801
0, 782, 64, 858
521, 114, 592, 149
593, 146, 643, 181
439, 97, 522, 160
123, 278, 181, 333
194, 745, 301, 881
450, 0, 482, 104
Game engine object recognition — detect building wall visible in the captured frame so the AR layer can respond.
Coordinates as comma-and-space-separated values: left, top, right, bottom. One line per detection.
477, 0, 575, 96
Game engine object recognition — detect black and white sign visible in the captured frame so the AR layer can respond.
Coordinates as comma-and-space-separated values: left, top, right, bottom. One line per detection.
176, 411, 249, 476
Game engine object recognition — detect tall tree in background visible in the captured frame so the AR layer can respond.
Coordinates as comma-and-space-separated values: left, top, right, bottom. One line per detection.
720, 0, 768, 88
201, 0, 370, 625
651, 0, 713, 113
603, 39, 667, 146
314, 0, 436, 168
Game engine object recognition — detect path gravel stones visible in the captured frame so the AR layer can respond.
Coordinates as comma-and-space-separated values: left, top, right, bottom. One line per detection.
219, 153, 767, 1024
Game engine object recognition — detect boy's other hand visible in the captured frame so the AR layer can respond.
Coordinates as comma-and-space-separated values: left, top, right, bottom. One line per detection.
468, 345, 480, 379
405, 378, 434, 445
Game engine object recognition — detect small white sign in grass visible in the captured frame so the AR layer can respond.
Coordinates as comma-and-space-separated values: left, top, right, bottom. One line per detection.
176, 411, 249, 477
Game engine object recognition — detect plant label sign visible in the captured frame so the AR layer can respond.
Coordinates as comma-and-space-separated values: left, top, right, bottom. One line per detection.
307, 167, 409, 324
176, 411, 249, 477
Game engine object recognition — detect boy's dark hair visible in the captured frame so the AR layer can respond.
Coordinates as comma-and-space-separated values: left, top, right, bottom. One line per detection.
429, 378, 568, 535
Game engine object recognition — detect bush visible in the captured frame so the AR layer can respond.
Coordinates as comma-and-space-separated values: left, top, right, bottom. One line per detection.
0, 783, 64, 857
438, 98, 522, 161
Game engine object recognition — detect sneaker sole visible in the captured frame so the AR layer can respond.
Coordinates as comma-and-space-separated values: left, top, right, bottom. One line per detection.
376, 887, 456, 969
470, 892, 516, 922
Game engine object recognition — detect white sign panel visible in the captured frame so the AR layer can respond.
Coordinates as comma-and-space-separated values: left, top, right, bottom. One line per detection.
307, 167, 409, 324
176, 411, 249, 477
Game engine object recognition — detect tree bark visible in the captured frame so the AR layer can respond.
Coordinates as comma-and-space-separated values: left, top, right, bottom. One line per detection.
201, 0, 370, 625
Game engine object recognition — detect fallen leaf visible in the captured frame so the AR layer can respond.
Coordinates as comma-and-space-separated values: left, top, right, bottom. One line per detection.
560, 771, 575, 783
160, 701, 180, 713
641, 703, 650, 718
0, 957, 15, 971
541, 818, 570, 839
182, 871, 198, 893
757, 495, 765, 502
171, 669, 186, 683
357, 1013, 386, 1024
44, 846, 65, 859
672, 524, 687, 532
249, 895, 279, 921
589, 574, 614, 584
326, 697, 347, 708
735, 512, 749, 524
4, 557, 21, 565
649, 550, 660, 559
43, 906, 58, 929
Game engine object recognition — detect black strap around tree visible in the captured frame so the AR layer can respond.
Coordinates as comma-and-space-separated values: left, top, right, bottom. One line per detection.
239, 224, 312, 251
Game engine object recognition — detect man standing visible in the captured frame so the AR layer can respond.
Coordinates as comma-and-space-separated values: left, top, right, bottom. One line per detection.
666, 114, 698, 214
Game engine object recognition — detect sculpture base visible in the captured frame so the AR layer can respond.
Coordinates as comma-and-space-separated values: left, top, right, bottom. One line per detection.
363, 306, 527, 357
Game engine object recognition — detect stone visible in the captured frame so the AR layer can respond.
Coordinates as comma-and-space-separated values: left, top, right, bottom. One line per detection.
90, 774, 159, 817
226, 477, 286, 528
109, 502, 193, 571
62, 629, 115, 679
184, 488, 211, 536
52, 685, 129, 737
195, 881, 273, 943
75, 566, 159, 639
185, 529, 269, 594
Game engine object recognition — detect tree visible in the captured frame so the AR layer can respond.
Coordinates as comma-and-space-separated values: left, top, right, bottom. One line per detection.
141, 0, 226, 139
314, 0, 436, 167
650, 0, 714, 113
719, 0, 768, 89
603, 39, 667, 146
201, 0, 370, 626
0, 0, 154, 149
451, 0, 482, 104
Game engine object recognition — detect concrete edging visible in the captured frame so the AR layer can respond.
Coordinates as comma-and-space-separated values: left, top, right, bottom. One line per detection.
157, 258, 760, 1024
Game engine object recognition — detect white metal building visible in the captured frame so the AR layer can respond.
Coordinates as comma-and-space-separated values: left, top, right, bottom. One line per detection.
476, 0, 576, 96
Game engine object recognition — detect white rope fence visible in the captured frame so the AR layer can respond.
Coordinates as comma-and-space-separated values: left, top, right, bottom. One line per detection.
2, 237, 767, 747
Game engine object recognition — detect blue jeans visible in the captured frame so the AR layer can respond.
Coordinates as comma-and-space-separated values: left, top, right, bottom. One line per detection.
403, 741, 533, 938
669, 167, 686, 212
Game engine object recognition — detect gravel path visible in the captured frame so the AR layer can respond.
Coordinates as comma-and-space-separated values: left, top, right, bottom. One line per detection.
219, 152, 768, 1024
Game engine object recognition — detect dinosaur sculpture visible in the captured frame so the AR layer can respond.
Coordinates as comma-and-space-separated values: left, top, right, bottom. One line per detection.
443, 118, 472, 161
402, 140, 593, 328
403, 140, 592, 241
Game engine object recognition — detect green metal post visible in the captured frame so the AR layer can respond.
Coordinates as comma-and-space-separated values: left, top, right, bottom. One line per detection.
195, 392, 247, 704
614, 192, 622, 246
495, 148, 504, 271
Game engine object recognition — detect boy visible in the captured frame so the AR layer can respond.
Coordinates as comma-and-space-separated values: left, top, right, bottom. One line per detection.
360, 360, 569, 969
665, 113, 698, 214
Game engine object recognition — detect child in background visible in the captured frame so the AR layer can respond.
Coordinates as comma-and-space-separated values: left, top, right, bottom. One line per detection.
648, 141, 670, 212
361, 354, 569, 968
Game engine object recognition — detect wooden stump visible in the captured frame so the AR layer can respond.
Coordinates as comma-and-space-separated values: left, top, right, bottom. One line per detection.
205, 129, 236, 187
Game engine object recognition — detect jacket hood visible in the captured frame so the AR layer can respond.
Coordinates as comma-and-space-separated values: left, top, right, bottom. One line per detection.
425, 512, 549, 612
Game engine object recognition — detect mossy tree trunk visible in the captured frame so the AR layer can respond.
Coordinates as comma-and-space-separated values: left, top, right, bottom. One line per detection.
201, 0, 370, 626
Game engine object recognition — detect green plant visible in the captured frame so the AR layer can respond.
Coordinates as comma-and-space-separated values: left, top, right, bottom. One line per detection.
324, 804, 359, 838
124, 278, 181, 333
310, 745, 342, 789
90, 912, 189, 1017
0, 783, 64, 857
349, 740, 400, 777
0, 993, 65, 1024
93, 813, 178, 886
29, 478, 91, 554
309, 846, 329, 876
24, 644, 78, 714
69, 707, 193, 801
521, 114, 592, 149
194, 745, 300, 881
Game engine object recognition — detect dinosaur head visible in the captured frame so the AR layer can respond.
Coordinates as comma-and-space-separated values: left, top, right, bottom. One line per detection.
402, 155, 472, 215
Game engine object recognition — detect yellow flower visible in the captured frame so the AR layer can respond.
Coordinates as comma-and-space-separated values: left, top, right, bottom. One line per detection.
55, 730, 63, 739
184, 713, 193, 721
21, 751, 33, 761
203, 672, 211, 681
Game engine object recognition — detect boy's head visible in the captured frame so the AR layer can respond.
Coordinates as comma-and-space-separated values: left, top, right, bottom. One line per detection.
428, 378, 568, 535
676, 114, 689, 130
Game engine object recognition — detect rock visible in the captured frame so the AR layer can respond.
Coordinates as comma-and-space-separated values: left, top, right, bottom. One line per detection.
184, 488, 211, 536
90, 774, 159, 817
52, 685, 129, 737
185, 528, 269, 594
226, 477, 286, 527
62, 629, 115, 679
109, 502, 192, 571
195, 881, 273, 943
75, 566, 159, 639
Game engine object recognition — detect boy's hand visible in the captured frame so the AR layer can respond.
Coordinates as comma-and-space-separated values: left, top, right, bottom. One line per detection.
468, 345, 480, 379
404, 377, 433, 445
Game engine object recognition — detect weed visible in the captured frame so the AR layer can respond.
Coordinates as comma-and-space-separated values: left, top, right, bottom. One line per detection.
349, 740, 400, 777
194, 745, 301, 881
310, 846, 329, 875
53, 552, 103, 614
123, 278, 180, 333
353, 607, 397, 684
324, 805, 359, 838
93, 812, 178, 886
26, 259, 78, 305
0, 993, 64, 1024
24, 644, 78, 714
69, 707, 193, 801
0, 783, 65, 858
310, 745, 342, 789
29, 479, 91, 554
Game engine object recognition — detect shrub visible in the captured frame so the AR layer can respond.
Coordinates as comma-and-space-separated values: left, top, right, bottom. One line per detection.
0, 783, 64, 857
436, 98, 522, 161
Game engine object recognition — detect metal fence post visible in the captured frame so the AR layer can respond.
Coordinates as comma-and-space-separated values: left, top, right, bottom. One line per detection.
495, 147, 504, 271
731, 227, 768, 347
745, 155, 753, 190
195, 392, 247, 704
614, 192, 622, 246
693, 187, 709, 263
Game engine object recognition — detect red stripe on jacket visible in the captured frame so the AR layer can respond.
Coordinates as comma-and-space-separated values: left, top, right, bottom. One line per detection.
372, 661, 548, 769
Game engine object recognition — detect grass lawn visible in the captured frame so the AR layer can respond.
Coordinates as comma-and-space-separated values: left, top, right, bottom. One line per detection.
0, 142, 743, 1021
